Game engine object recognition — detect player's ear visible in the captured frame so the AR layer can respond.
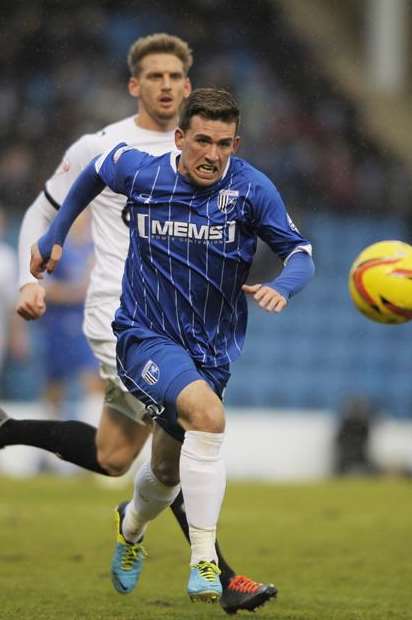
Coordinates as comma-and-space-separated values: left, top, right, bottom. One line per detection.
175, 127, 185, 150
232, 136, 240, 153
128, 77, 140, 99
184, 77, 192, 98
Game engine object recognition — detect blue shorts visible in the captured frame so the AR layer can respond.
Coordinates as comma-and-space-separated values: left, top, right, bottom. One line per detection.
115, 330, 230, 442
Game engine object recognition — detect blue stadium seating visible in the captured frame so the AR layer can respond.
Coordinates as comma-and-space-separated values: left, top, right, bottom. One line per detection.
225, 212, 412, 418
3, 212, 411, 419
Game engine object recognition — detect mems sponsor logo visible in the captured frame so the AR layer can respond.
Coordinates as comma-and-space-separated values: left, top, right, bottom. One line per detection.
137, 214, 236, 243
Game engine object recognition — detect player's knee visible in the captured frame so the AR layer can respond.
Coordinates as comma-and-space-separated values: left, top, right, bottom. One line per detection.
184, 403, 225, 433
152, 460, 180, 487
96, 448, 131, 477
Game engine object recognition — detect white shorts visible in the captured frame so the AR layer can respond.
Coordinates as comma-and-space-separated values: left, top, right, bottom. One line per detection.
103, 372, 148, 425
83, 301, 118, 366
85, 303, 148, 425
88, 338, 151, 425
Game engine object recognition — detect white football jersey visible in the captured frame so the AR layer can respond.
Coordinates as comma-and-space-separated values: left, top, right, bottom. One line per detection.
45, 116, 176, 344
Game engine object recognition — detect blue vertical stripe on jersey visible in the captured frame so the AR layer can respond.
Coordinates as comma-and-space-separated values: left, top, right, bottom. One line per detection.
229, 182, 252, 360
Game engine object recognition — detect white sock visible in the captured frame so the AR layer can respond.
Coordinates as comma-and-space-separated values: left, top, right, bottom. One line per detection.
122, 461, 180, 543
180, 430, 226, 565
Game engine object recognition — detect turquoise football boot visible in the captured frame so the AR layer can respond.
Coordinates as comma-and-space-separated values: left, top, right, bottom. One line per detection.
188, 560, 222, 603
111, 502, 146, 594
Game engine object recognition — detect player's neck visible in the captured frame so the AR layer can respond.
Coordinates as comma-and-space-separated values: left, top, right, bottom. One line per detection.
134, 112, 177, 133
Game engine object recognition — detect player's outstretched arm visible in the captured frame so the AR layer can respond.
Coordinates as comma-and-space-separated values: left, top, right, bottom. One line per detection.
243, 250, 315, 313
30, 159, 105, 279
17, 192, 59, 319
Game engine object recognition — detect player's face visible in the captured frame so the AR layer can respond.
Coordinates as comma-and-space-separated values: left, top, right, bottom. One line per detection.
175, 116, 240, 187
129, 53, 191, 130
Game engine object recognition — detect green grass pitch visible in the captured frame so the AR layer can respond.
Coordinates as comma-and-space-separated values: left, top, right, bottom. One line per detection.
0, 475, 411, 619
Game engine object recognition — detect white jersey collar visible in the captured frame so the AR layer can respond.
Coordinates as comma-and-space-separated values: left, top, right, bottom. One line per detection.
170, 150, 180, 172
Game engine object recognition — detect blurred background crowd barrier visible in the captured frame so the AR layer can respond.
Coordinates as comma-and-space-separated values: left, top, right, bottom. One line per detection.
1, 0, 411, 478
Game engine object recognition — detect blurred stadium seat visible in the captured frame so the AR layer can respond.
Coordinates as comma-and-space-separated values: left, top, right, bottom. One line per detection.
226, 212, 411, 417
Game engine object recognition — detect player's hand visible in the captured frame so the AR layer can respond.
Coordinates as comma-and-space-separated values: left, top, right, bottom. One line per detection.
30, 243, 62, 279
242, 283, 287, 313
16, 282, 47, 321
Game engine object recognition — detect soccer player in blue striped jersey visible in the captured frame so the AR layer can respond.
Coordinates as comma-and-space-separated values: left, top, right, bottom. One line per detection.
4, 34, 279, 612
32, 88, 315, 604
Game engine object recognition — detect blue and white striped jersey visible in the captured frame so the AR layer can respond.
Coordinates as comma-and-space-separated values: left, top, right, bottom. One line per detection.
95, 143, 312, 367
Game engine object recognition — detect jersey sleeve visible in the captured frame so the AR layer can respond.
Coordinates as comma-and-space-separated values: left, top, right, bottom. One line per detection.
45, 134, 98, 206
18, 191, 58, 289
247, 171, 312, 261
94, 143, 152, 197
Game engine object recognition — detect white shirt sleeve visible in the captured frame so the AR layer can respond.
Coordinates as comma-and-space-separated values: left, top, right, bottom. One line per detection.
18, 192, 58, 289
18, 133, 98, 290
45, 134, 97, 204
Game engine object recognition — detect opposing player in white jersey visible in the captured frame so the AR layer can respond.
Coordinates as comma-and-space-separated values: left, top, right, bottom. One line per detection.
0, 33, 277, 614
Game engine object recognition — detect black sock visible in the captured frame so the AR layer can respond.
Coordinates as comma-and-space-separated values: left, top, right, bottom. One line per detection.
0, 419, 110, 475
169, 490, 236, 587
214, 539, 236, 588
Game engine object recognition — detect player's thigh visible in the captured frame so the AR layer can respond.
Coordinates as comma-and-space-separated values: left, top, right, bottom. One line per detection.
151, 422, 181, 486
89, 337, 152, 467
116, 334, 200, 426
116, 333, 228, 438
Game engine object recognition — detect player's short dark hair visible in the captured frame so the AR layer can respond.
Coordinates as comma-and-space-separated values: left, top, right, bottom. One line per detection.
179, 88, 240, 132
128, 33, 193, 77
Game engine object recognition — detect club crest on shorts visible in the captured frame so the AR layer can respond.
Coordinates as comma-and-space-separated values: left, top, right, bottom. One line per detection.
141, 360, 160, 385
217, 189, 239, 213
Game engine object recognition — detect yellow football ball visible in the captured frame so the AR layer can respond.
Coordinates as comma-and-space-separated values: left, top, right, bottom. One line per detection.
348, 240, 412, 324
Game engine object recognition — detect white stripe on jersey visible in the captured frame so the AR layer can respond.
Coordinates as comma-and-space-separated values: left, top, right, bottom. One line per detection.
186, 194, 195, 330
230, 182, 252, 358
130, 243, 138, 326
145, 166, 162, 330
129, 170, 142, 328
202, 195, 212, 364
139, 250, 150, 328
164, 174, 186, 347
131, 168, 142, 195
215, 174, 234, 367
139, 166, 162, 330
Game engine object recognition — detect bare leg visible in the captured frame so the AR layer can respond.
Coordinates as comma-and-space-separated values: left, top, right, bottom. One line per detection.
96, 405, 152, 476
